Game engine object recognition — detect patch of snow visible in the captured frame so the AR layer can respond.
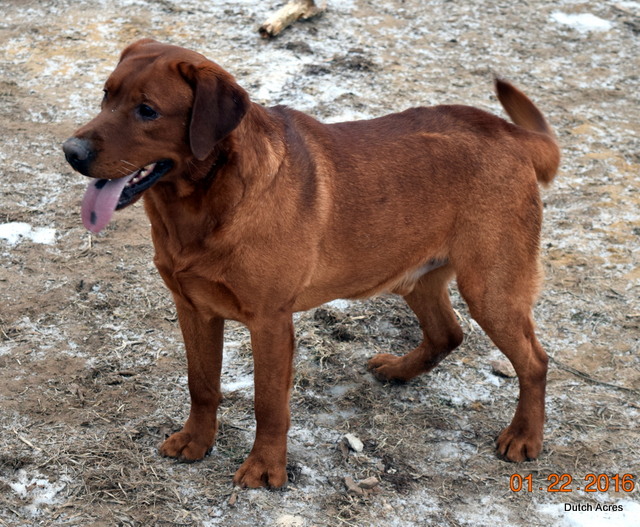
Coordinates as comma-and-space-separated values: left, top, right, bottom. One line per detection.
0, 222, 56, 246
221, 338, 254, 393
6, 469, 69, 516
222, 374, 254, 393
324, 299, 351, 310
430, 369, 497, 406
551, 12, 613, 32
275, 515, 305, 527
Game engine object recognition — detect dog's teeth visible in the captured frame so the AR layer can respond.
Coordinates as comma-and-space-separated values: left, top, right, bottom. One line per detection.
138, 163, 155, 179
127, 163, 157, 187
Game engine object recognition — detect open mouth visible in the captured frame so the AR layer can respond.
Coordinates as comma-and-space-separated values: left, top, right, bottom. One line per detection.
116, 160, 172, 209
81, 160, 172, 233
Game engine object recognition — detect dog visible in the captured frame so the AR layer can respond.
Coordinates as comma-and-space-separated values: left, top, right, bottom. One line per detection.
63, 39, 560, 488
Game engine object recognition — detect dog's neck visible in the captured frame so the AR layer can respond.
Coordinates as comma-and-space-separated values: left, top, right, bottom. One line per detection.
142, 103, 286, 247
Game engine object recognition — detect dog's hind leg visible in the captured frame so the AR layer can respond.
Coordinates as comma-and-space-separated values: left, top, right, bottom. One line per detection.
368, 264, 463, 382
455, 247, 547, 462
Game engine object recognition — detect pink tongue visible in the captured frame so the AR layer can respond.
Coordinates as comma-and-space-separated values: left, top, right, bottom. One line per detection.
81, 173, 135, 233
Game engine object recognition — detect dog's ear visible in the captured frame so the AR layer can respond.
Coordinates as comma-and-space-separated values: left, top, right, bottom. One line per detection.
180, 63, 250, 161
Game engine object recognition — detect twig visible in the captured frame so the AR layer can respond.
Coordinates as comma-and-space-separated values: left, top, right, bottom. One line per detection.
550, 357, 639, 395
12, 429, 42, 451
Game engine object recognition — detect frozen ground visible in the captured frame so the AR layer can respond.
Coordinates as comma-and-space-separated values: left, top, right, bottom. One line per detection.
0, 0, 638, 525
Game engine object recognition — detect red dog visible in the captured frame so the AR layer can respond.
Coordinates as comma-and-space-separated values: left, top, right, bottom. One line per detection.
63, 39, 560, 488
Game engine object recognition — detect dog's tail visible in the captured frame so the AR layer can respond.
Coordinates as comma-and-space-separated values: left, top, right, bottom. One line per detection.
495, 78, 560, 186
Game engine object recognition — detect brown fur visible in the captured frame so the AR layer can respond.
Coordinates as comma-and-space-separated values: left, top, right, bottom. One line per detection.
63, 39, 560, 488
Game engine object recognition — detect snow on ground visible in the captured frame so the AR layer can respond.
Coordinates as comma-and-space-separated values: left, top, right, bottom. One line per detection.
551, 12, 614, 32
6, 469, 70, 518
0, 222, 56, 246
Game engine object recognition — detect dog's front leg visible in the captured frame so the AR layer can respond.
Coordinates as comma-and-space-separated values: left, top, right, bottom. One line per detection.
233, 315, 295, 488
159, 300, 224, 461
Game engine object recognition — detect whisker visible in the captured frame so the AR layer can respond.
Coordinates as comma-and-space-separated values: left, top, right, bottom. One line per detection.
120, 159, 140, 169
115, 167, 133, 177
116, 159, 142, 177
186, 159, 197, 179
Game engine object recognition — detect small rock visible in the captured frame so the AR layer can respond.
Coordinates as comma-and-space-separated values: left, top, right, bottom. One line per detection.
344, 476, 365, 496
491, 359, 517, 378
338, 439, 350, 460
228, 489, 239, 507
68, 383, 85, 403
344, 433, 364, 453
358, 476, 379, 489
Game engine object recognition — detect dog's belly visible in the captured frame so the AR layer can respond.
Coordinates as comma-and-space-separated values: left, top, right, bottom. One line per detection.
387, 258, 448, 295
292, 257, 448, 311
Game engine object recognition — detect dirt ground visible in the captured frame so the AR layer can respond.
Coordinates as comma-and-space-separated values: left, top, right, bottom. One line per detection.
0, 0, 638, 526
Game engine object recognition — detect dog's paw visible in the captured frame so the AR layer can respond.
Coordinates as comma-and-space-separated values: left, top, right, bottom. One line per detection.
367, 353, 413, 383
159, 431, 212, 461
496, 425, 542, 462
233, 452, 287, 488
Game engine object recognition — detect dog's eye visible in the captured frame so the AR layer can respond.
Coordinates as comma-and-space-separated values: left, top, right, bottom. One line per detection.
136, 104, 159, 121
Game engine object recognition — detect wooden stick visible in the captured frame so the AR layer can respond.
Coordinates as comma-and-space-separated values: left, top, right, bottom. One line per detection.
259, 0, 327, 38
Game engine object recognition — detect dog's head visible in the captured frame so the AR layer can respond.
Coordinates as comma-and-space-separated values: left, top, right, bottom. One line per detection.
62, 39, 250, 232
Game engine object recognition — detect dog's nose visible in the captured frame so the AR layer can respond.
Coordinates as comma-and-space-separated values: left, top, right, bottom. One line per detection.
62, 137, 95, 176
